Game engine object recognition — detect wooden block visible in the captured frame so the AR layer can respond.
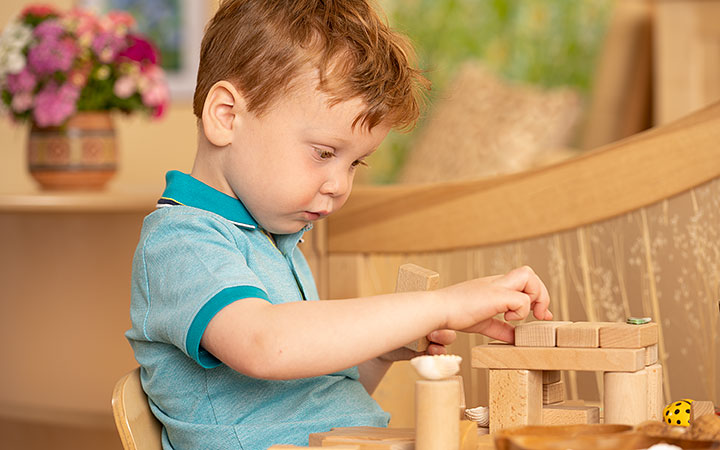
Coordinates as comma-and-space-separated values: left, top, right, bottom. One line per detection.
415, 379, 459, 450
646, 363, 663, 420
542, 404, 600, 425
556, 322, 617, 348
692, 401, 715, 422
515, 321, 572, 347
477, 434, 493, 450
542, 370, 562, 384
645, 343, 658, 366
543, 380, 565, 405
472, 344, 645, 372
309, 427, 414, 446
459, 420, 478, 450
599, 322, 658, 348
488, 369, 542, 434
452, 375, 466, 417
321, 438, 412, 449
604, 369, 649, 425
395, 264, 439, 352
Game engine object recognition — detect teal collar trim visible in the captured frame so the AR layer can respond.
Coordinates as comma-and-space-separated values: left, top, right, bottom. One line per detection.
158, 171, 258, 229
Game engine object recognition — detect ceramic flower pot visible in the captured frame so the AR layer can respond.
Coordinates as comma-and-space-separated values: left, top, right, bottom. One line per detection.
27, 111, 117, 190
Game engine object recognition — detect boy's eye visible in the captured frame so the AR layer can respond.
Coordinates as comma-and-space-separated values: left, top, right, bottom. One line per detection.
351, 159, 369, 168
314, 147, 335, 160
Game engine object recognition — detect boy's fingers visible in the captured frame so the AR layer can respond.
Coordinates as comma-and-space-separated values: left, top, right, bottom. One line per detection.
425, 343, 448, 356
464, 318, 515, 344
532, 278, 552, 320
428, 329, 456, 346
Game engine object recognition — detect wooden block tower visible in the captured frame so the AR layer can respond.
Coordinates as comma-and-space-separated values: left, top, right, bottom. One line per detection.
472, 320, 662, 433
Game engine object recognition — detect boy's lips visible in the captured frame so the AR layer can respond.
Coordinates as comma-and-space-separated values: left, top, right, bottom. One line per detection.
303, 210, 330, 221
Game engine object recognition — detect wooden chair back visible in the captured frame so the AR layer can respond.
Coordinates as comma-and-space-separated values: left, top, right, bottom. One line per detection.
111, 368, 163, 450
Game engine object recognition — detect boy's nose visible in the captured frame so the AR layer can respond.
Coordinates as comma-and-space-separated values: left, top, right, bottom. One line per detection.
320, 171, 350, 197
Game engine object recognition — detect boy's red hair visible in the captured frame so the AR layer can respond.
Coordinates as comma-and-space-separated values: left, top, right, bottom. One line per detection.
193, 0, 429, 130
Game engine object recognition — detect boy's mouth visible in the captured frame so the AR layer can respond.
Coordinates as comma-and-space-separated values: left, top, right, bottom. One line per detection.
303, 210, 330, 221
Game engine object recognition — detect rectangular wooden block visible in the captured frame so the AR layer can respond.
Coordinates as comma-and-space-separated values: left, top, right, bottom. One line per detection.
489, 369, 542, 434
396, 264, 439, 352
515, 321, 572, 347
692, 401, 715, 422
321, 438, 413, 449
543, 380, 565, 405
472, 344, 646, 372
542, 404, 600, 425
556, 322, 617, 348
542, 370, 562, 384
645, 343, 658, 365
646, 363, 663, 421
599, 322, 658, 348
309, 427, 414, 446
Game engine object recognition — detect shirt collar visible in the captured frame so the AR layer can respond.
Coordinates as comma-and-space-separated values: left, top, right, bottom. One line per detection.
158, 170, 258, 229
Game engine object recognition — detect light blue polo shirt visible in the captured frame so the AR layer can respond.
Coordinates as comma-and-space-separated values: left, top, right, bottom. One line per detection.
126, 171, 389, 450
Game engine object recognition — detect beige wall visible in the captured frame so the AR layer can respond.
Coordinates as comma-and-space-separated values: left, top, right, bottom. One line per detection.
0, 0, 212, 195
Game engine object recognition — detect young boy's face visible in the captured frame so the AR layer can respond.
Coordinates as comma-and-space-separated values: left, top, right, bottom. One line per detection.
223, 70, 391, 235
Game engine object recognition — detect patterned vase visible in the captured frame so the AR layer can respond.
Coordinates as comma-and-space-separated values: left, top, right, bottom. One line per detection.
27, 112, 117, 190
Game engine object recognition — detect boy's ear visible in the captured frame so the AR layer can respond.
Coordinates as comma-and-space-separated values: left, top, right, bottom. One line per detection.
201, 81, 246, 147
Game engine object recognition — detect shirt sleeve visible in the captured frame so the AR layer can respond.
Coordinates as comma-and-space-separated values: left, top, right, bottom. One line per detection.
133, 210, 268, 368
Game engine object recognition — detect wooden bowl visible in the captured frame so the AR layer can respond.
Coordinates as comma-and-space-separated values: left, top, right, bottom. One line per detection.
496, 425, 719, 450
494, 424, 633, 450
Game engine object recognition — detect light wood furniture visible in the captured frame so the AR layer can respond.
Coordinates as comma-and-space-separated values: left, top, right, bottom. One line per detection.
111, 368, 162, 450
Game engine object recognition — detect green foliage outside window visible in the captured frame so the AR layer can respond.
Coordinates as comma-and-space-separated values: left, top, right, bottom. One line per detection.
368, 0, 614, 184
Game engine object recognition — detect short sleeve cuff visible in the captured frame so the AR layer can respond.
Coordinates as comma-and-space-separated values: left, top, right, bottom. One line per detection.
186, 285, 269, 368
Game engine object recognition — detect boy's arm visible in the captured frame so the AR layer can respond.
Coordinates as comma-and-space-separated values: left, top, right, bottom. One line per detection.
201, 266, 551, 380
357, 329, 456, 394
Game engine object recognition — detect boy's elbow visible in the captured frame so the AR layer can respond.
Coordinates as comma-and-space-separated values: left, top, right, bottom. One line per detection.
218, 334, 290, 380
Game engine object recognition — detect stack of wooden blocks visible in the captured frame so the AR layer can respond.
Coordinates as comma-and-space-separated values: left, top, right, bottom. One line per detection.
472, 321, 662, 433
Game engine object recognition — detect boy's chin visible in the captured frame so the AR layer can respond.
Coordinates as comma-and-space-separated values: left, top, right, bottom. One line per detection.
262, 220, 311, 235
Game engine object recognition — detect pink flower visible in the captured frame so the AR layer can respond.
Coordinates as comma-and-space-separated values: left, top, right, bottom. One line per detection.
63, 8, 99, 41
152, 102, 165, 118
91, 31, 126, 63
139, 65, 169, 109
11, 91, 33, 112
118, 34, 158, 64
141, 82, 169, 108
32, 82, 79, 127
27, 37, 77, 75
113, 75, 136, 98
33, 19, 64, 41
5, 67, 37, 94
102, 11, 135, 32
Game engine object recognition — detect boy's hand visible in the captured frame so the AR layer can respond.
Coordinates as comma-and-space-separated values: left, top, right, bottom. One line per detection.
377, 329, 457, 363
441, 266, 552, 344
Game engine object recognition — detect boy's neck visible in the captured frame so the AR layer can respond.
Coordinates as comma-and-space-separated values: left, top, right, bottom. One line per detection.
191, 137, 235, 200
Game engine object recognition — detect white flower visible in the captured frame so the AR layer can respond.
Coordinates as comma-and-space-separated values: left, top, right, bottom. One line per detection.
0, 22, 32, 51
0, 22, 31, 78
4, 51, 25, 73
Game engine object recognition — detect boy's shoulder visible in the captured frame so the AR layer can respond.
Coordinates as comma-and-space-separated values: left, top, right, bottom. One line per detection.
139, 204, 246, 247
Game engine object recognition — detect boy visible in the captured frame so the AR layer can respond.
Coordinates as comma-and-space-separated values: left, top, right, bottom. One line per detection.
127, 1, 553, 449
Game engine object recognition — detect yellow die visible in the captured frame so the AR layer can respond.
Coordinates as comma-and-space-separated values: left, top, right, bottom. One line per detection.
663, 399, 693, 427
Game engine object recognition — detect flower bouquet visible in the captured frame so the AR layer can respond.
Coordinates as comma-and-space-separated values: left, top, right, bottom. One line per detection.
0, 4, 170, 190
0, 4, 169, 126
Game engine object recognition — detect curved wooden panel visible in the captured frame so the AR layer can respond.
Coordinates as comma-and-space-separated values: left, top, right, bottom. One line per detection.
327, 102, 720, 253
